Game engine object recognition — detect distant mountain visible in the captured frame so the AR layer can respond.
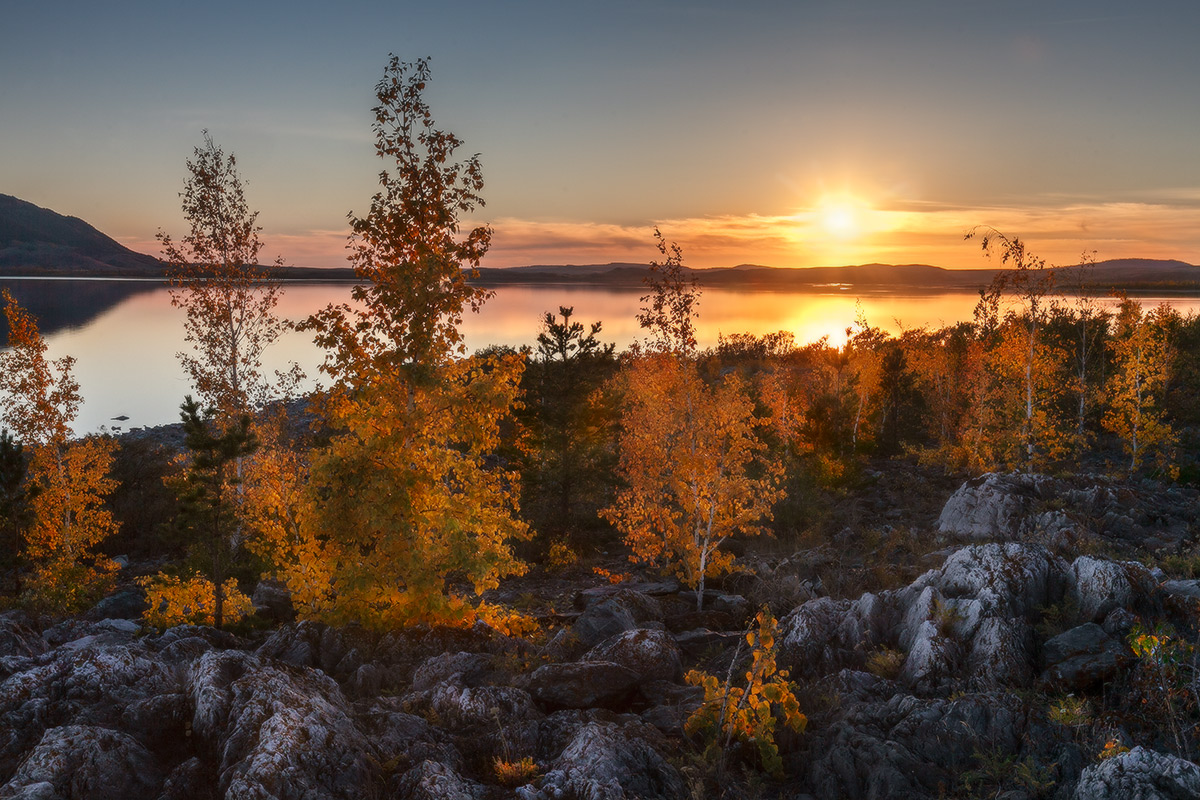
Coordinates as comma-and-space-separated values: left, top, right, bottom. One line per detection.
474, 258, 1200, 292
0, 194, 163, 276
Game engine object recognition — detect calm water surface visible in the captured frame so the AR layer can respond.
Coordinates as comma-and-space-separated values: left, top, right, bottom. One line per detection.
4, 279, 1199, 434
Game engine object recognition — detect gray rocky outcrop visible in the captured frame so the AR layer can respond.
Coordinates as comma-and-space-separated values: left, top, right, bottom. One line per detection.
584, 628, 683, 683
1073, 746, 1200, 799
518, 720, 687, 800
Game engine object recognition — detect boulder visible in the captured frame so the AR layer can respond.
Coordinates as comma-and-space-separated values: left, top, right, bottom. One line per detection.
937, 473, 1047, 540
930, 543, 1067, 619
899, 621, 958, 691
189, 649, 379, 799
965, 617, 1034, 689
251, 579, 296, 623
82, 588, 147, 622
1041, 623, 1130, 691
0, 725, 162, 800
395, 759, 486, 800
430, 680, 538, 728
584, 629, 683, 683
777, 597, 853, 678
0, 636, 188, 777
1070, 556, 1153, 623
411, 652, 495, 692
518, 721, 687, 800
529, 662, 641, 710
1073, 746, 1200, 799
571, 591, 664, 650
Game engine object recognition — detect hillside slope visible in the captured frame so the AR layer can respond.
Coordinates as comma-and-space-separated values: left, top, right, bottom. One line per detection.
0, 194, 162, 276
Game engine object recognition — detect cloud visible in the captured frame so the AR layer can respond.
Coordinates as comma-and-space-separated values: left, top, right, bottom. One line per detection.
125, 198, 1200, 271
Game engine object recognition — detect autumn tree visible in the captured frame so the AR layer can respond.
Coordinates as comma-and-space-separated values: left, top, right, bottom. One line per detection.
1103, 299, 1178, 477
0, 290, 118, 611
604, 236, 780, 610
965, 229, 1069, 471
280, 56, 527, 629
157, 131, 295, 419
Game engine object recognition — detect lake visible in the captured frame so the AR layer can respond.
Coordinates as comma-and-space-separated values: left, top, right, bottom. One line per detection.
3, 278, 1200, 435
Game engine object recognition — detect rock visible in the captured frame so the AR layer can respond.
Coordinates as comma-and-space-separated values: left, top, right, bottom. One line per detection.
520, 721, 687, 800
584, 629, 683, 683
411, 652, 495, 692
777, 597, 853, 678
430, 680, 538, 727
82, 588, 147, 622
937, 472, 1047, 540
0, 635, 188, 777
1041, 623, 1130, 691
157, 756, 213, 800
1070, 556, 1152, 623
0, 725, 162, 800
530, 662, 641, 710
899, 621, 958, 691
1073, 746, 1200, 799
930, 543, 1067, 619
807, 691, 1029, 800
189, 649, 380, 799
396, 760, 486, 800
251, 579, 296, 623
361, 699, 463, 775
966, 617, 1034, 689
0, 614, 47, 659
672, 629, 743, 660
571, 591, 664, 650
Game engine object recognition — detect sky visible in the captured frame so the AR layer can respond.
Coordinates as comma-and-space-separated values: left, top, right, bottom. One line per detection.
4, 0, 1200, 270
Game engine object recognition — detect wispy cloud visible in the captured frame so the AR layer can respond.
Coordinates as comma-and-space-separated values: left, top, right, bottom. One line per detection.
121, 198, 1200, 270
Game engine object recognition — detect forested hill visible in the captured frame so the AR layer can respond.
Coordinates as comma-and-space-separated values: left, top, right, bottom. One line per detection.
474, 259, 1200, 292
0, 194, 163, 276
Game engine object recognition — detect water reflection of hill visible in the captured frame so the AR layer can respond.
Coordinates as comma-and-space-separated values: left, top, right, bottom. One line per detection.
0, 279, 164, 342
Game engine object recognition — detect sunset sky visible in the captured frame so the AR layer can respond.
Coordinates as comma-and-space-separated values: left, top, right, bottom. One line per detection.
4, 1, 1200, 270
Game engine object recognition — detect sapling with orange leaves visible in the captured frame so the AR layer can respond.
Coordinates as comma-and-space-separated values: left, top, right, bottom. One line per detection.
0, 290, 119, 612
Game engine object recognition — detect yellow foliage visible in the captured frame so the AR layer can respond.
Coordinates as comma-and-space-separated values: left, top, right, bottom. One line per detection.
1103, 300, 1178, 477
283, 353, 529, 630
1098, 739, 1130, 761
139, 573, 254, 628
685, 608, 806, 777
603, 354, 780, 603
281, 59, 528, 631
473, 602, 541, 639
546, 539, 579, 569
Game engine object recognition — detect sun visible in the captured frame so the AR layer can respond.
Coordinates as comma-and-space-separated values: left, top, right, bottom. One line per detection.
817, 195, 867, 240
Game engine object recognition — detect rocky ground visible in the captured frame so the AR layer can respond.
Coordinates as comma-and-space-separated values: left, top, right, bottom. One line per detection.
2, 465, 1200, 799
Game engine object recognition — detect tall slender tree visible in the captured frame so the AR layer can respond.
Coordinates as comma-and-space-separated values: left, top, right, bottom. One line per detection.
284, 56, 527, 629
158, 132, 293, 419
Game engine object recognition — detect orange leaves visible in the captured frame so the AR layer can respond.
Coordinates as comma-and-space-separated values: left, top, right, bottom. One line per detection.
284, 351, 529, 631
0, 291, 119, 613
603, 354, 780, 605
0, 290, 79, 446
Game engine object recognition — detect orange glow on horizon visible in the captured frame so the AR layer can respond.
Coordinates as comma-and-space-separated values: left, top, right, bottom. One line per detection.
118, 199, 1200, 271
